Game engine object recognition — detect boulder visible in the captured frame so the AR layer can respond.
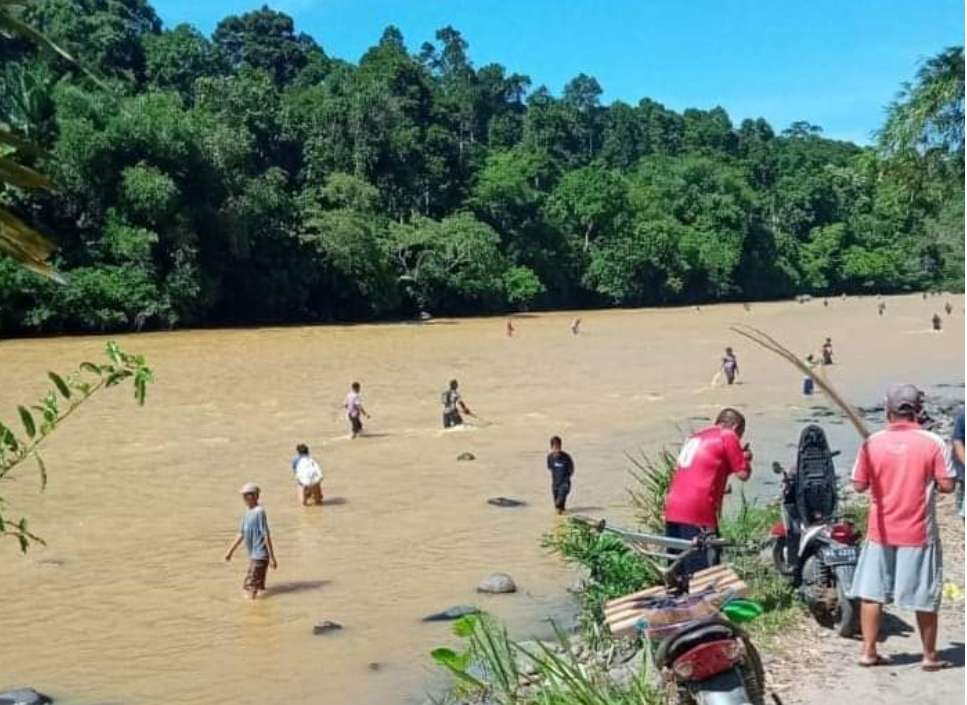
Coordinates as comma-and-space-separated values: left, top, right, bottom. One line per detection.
312, 620, 343, 635
457, 452, 476, 461
487, 497, 527, 508
422, 604, 480, 622
477, 572, 517, 594
0, 689, 52, 705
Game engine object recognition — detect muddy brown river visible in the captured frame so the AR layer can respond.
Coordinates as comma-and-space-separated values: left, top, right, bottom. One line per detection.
1, 294, 963, 705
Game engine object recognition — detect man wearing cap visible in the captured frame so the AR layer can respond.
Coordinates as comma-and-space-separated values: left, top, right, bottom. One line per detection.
849, 384, 956, 669
224, 483, 278, 599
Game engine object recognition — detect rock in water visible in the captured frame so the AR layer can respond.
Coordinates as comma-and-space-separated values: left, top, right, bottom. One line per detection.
313, 620, 343, 634
0, 689, 52, 705
477, 572, 517, 594
487, 497, 527, 507
422, 605, 480, 622
457, 452, 476, 461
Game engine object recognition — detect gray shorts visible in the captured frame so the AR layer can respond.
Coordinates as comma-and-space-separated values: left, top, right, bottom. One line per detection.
848, 540, 943, 612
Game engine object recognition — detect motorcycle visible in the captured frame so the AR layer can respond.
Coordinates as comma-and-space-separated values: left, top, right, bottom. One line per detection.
575, 517, 767, 705
770, 424, 860, 637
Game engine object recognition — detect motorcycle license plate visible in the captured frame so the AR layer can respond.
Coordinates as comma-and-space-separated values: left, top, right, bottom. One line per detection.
823, 545, 859, 565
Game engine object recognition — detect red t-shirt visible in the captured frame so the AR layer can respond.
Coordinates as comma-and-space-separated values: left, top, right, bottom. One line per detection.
851, 421, 955, 546
664, 426, 748, 528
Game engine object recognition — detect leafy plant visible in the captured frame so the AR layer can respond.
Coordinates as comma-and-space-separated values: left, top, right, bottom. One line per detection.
626, 448, 677, 532
0, 341, 153, 551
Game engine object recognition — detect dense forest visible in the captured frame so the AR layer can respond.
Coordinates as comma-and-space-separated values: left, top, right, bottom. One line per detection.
0, 1, 963, 332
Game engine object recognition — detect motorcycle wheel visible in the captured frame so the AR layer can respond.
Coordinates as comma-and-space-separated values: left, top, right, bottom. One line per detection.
739, 636, 767, 705
801, 555, 836, 628
771, 537, 794, 576
835, 580, 860, 638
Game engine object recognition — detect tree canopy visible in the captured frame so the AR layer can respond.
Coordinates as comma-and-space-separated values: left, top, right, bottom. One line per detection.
0, 2, 962, 333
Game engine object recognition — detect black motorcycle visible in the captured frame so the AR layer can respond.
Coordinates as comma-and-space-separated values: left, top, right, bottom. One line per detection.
769, 425, 860, 637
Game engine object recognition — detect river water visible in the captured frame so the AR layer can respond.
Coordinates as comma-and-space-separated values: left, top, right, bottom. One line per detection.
1, 294, 963, 705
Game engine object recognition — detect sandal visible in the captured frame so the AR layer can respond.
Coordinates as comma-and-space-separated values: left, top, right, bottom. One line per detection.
921, 660, 953, 672
858, 655, 891, 667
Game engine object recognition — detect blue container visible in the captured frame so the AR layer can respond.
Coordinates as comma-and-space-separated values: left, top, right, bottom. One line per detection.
803, 377, 815, 395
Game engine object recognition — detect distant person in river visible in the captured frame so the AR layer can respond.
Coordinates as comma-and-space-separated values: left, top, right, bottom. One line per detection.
506, 319, 515, 337
878, 302, 886, 316
848, 384, 956, 670
291, 443, 323, 506
721, 347, 739, 385
663, 408, 752, 573
932, 313, 942, 331
570, 318, 582, 335
344, 382, 370, 439
821, 338, 834, 365
224, 483, 278, 599
442, 379, 473, 428
945, 301, 953, 315
547, 436, 575, 515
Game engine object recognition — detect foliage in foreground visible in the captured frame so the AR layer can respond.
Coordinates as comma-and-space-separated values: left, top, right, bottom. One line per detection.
1, 3, 963, 332
0, 341, 152, 551
431, 613, 664, 705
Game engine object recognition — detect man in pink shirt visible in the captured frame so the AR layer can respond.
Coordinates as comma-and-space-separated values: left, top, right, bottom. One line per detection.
663, 408, 752, 572
849, 384, 956, 670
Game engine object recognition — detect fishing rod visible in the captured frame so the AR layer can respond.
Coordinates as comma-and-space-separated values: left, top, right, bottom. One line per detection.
729, 324, 870, 439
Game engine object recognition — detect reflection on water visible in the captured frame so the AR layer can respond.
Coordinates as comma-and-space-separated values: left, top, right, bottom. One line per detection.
0, 294, 962, 705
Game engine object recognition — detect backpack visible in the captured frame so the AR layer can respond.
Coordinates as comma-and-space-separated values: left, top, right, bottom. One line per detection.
295, 456, 323, 487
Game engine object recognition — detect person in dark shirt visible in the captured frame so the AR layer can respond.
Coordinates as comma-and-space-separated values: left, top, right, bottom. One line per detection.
546, 436, 574, 514
821, 337, 834, 365
721, 347, 739, 385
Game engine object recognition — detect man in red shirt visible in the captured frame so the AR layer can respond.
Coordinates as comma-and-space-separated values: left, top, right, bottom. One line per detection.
663, 408, 752, 572
849, 384, 956, 670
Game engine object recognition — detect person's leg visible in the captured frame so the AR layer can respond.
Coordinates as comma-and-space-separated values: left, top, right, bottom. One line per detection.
297, 484, 304, 506
860, 600, 884, 662
849, 541, 894, 664
312, 483, 323, 505
894, 542, 945, 667
916, 611, 940, 664
301, 486, 311, 506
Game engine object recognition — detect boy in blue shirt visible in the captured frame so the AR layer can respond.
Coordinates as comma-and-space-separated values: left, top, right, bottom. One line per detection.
224, 483, 278, 599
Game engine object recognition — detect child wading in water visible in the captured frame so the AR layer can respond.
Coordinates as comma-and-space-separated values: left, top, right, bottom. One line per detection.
546, 436, 575, 514
722, 347, 739, 385
224, 483, 278, 599
291, 443, 324, 506
344, 382, 370, 439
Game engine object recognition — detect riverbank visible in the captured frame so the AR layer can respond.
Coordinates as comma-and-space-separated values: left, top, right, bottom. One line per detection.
425, 391, 966, 705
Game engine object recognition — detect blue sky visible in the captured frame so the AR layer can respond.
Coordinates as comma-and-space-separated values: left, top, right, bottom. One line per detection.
152, 1, 963, 145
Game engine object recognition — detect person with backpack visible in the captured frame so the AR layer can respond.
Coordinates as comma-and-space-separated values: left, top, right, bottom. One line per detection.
291, 443, 324, 506
442, 379, 473, 428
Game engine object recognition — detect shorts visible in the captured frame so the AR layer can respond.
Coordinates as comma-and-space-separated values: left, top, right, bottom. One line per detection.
724, 368, 736, 385
349, 414, 363, 434
244, 559, 269, 592
664, 522, 721, 575
552, 480, 571, 510
443, 410, 463, 428
848, 540, 943, 612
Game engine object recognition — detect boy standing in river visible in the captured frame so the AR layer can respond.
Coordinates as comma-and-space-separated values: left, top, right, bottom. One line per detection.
344, 381, 370, 439
547, 436, 575, 514
224, 483, 278, 599
721, 347, 739, 385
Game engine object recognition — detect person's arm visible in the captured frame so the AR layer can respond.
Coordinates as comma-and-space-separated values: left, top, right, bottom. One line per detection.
265, 532, 278, 569
953, 413, 965, 466
360, 403, 370, 418
725, 433, 751, 481
934, 440, 957, 494
261, 511, 278, 568
459, 400, 473, 415
567, 454, 575, 479
224, 534, 243, 561
852, 443, 870, 494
